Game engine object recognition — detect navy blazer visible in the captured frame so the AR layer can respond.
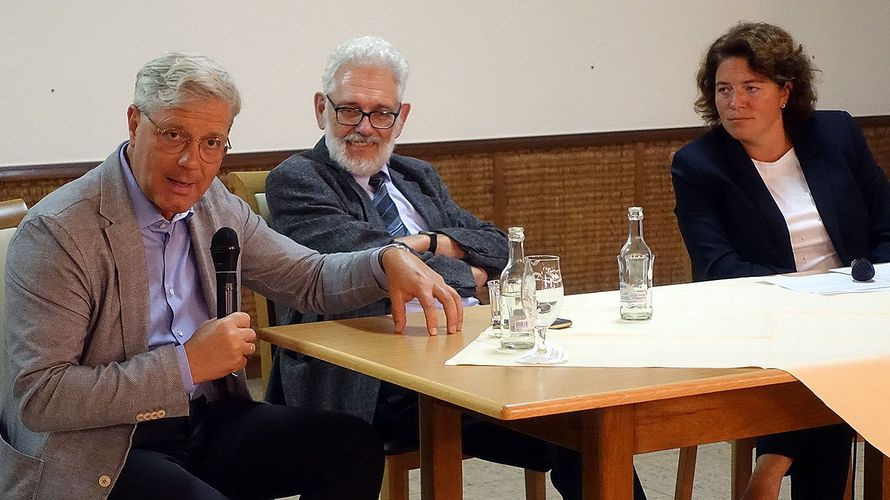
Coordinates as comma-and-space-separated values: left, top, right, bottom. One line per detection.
672, 110, 890, 281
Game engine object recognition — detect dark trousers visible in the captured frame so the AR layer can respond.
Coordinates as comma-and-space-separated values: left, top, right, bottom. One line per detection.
110, 397, 383, 500
757, 424, 855, 500
375, 381, 647, 500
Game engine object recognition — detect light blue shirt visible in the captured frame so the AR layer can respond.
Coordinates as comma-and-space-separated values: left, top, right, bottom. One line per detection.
119, 144, 203, 396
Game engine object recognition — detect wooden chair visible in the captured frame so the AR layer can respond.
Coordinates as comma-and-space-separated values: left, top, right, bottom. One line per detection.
224, 171, 547, 500
224, 171, 276, 391
0, 198, 27, 228
1, 199, 29, 386
674, 439, 755, 500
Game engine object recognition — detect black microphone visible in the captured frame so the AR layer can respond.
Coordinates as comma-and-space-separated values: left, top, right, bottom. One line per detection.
211, 227, 240, 318
851, 258, 875, 282
211, 227, 241, 379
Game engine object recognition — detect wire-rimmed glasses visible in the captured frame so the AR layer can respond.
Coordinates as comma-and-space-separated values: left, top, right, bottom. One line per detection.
140, 109, 231, 163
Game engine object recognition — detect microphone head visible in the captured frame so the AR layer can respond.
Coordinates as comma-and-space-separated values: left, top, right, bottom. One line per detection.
851, 258, 875, 282
211, 227, 240, 272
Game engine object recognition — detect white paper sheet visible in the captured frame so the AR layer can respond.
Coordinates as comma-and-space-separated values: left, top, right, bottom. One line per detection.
760, 262, 890, 294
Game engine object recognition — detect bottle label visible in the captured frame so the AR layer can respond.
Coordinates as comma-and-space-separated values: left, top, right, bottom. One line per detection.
512, 318, 531, 330
620, 283, 649, 303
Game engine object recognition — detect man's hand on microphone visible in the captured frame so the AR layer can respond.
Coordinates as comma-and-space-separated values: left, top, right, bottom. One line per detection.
185, 312, 256, 383
381, 246, 463, 336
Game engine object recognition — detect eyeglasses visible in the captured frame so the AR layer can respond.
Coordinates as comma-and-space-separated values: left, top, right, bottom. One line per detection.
325, 94, 401, 129
140, 109, 232, 162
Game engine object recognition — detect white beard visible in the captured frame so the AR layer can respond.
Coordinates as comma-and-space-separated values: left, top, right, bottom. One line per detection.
324, 114, 396, 177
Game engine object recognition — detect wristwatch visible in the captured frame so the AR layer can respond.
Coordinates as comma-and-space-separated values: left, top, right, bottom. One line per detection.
377, 241, 414, 270
419, 231, 438, 254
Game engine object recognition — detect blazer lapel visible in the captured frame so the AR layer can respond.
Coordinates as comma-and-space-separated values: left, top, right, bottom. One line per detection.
310, 139, 381, 226
719, 130, 795, 265
388, 160, 443, 229
97, 150, 150, 358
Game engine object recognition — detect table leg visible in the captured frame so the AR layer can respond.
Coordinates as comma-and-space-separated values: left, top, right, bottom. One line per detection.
419, 395, 463, 499
580, 406, 635, 500
864, 441, 890, 500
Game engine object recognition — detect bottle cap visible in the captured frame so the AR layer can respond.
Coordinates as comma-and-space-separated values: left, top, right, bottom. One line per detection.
507, 226, 525, 240
628, 207, 644, 220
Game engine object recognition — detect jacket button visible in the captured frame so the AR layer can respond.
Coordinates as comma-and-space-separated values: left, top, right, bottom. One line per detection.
158, 409, 166, 418
98, 475, 112, 488
135, 414, 144, 422
149, 411, 158, 420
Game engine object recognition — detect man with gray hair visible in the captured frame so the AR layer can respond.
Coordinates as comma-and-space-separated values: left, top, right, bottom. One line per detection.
1, 51, 463, 499
264, 36, 647, 499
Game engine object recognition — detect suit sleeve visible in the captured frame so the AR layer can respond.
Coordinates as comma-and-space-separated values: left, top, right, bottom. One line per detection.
419, 165, 508, 281
671, 150, 785, 281
215, 185, 386, 314
838, 112, 890, 263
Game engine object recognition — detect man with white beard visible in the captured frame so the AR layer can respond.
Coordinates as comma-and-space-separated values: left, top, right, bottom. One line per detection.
262, 36, 648, 500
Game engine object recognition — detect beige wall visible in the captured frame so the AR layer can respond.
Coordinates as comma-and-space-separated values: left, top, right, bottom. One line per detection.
2, 1, 889, 167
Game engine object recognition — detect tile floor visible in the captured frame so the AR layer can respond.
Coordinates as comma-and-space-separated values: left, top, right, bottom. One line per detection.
404, 441, 865, 499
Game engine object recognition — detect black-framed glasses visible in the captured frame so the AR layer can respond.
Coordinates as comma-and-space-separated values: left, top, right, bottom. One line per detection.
140, 108, 232, 163
325, 94, 401, 129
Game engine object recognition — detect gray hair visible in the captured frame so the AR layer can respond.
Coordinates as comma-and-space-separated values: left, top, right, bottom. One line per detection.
133, 52, 241, 119
322, 36, 410, 99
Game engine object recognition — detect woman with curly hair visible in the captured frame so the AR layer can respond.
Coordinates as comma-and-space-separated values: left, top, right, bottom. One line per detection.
672, 22, 890, 499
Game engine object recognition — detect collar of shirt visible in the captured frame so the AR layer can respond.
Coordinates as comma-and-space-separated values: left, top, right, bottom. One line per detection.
119, 143, 194, 229
353, 164, 392, 198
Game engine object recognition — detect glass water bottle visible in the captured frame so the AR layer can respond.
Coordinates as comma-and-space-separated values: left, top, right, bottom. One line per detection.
618, 207, 654, 320
499, 227, 537, 349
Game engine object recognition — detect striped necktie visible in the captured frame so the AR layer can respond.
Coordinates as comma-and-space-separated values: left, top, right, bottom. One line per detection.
368, 172, 408, 237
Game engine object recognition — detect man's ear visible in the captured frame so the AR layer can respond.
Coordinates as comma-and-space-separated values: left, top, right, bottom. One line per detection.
126, 105, 141, 143
314, 92, 326, 130
392, 102, 411, 138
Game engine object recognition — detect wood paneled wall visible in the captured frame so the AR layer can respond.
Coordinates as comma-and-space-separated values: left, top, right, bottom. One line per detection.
3, 117, 890, 299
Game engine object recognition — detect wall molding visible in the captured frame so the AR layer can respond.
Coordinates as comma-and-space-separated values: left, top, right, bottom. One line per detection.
3, 115, 888, 181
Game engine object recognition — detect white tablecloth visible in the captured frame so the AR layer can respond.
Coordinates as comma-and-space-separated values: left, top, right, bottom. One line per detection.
446, 276, 890, 454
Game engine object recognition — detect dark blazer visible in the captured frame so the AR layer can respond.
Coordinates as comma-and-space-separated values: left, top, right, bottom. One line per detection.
672, 110, 890, 281
263, 138, 507, 420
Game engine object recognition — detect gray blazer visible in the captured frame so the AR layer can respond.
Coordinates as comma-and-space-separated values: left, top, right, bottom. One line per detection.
0, 145, 386, 499
264, 138, 507, 420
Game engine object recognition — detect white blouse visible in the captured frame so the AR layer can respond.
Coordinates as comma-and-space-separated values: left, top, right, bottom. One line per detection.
752, 148, 842, 272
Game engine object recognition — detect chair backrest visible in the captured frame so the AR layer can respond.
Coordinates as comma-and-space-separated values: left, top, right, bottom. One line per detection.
224, 172, 275, 326
224, 172, 276, 391
0, 198, 27, 229
1, 199, 29, 385
226, 171, 269, 217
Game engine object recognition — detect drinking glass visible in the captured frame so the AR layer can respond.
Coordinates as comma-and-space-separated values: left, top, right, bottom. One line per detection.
487, 279, 502, 338
525, 255, 566, 364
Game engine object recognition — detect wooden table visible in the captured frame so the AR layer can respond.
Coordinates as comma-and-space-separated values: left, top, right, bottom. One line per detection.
260, 305, 890, 499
